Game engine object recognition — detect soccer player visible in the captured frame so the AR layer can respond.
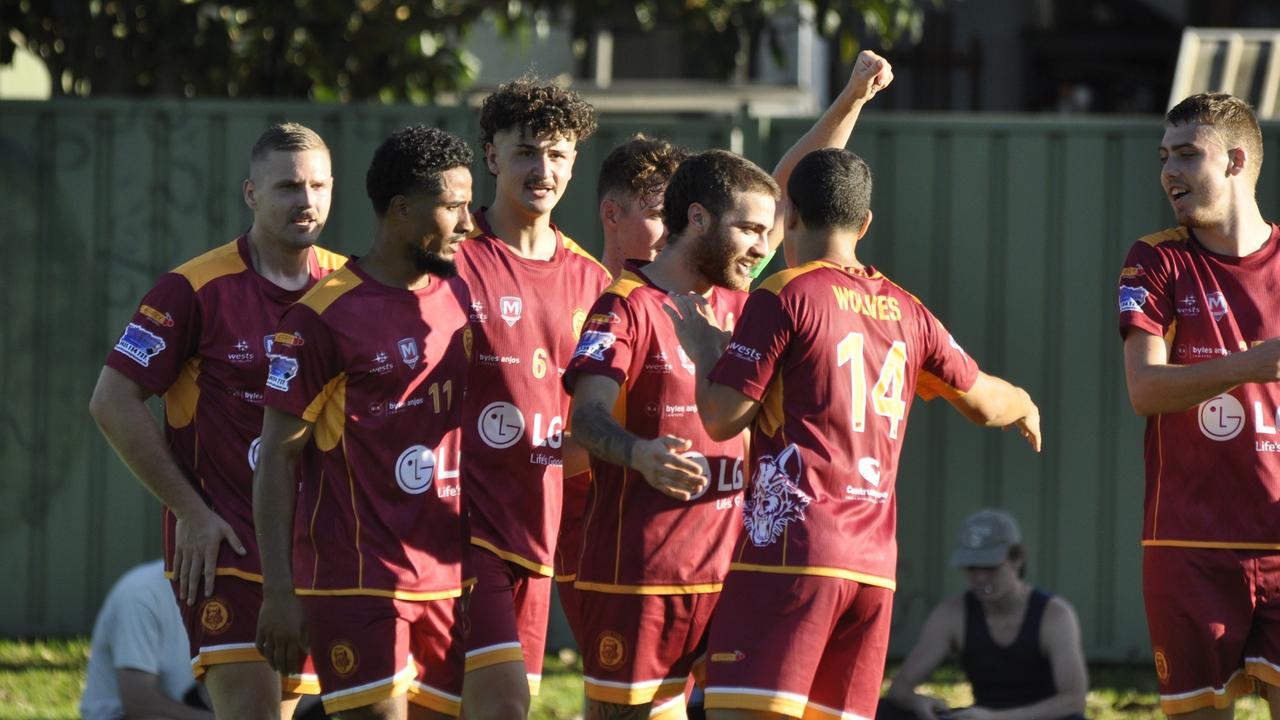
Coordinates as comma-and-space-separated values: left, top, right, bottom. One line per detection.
252, 125, 474, 719
666, 147, 1041, 720
555, 134, 690, 650
88, 123, 343, 720
456, 77, 609, 718
1118, 93, 1280, 719
563, 149, 777, 719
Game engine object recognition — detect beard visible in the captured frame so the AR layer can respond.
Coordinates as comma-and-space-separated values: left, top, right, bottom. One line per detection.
412, 245, 458, 278
690, 218, 750, 291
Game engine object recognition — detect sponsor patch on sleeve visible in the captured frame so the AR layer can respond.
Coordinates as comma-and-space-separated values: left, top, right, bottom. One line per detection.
114, 323, 167, 367
725, 341, 763, 363
138, 304, 175, 327
573, 330, 617, 361
1118, 285, 1149, 313
266, 355, 300, 392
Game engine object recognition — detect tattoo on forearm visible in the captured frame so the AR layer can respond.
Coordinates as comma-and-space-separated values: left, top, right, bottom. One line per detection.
573, 400, 639, 468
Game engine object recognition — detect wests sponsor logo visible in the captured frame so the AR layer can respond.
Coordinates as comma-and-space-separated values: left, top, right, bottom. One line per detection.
725, 342, 762, 363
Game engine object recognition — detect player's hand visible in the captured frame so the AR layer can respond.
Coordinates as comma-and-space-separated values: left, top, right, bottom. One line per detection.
173, 507, 246, 604
1240, 337, 1280, 383
903, 693, 950, 720
631, 435, 708, 501
256, 590, 310, 675
1002, 389, 1042, 453
663, 292, 731, 367
846, 50, 894, 102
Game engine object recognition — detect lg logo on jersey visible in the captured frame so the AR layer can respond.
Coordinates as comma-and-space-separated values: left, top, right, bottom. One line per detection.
394, 444, 461, 496
1197, 395, 1280, 452
477, 401, 563, 452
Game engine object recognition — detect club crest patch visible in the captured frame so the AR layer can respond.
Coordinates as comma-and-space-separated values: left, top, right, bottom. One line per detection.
597, 631, 626, 670
200, 598, 231, 634
744, 444, 811, 547
266, 355, 299, 392
1118, 285, 1149, 313
329, 641, 359, 678
115, 323, 167, 367
573, 330, 617, 362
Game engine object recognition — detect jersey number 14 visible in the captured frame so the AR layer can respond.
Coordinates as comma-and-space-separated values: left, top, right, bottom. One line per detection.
836, 332, 907, 439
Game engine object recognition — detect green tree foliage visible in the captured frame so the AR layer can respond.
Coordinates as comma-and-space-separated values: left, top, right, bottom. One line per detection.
0, 0, 926, 100
0, 0, 488, 100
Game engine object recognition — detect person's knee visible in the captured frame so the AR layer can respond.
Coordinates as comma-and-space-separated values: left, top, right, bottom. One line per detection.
204, 662, 285, 720
461, 661, 530, 719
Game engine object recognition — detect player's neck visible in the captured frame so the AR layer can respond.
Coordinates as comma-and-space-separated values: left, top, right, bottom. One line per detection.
245, 228, 313, 291
485, 199, 558, 261
1192, 201, 1270, 257
360, 234, 432, 291
601, 239, 624, 278
646, 241, 712, 296
981, 581, 1030, 617
793, 230, 864, 270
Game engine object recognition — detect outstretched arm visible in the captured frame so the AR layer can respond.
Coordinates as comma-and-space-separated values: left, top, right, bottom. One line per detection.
1124, 330, 1280, 415
252, 407, 313, 675
767, 50, 894, 254
946, 372, 1041, 452
89, 366, 246, 604
570, 374, 708, 501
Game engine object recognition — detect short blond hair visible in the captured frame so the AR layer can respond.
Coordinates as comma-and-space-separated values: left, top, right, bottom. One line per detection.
250, 122, 328, 163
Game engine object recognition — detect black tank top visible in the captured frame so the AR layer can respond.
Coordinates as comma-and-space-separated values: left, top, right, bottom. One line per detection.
960, 588, 1057, 709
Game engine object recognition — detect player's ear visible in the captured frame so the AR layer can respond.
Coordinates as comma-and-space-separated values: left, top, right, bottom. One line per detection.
784, 197, 799, 231
600, 197, 618, 228
857, 209, 874, 240
243, 179, 256, 210
484, 143, 499, 177
1227, 147, 1247, 177
688, 202, 708, 231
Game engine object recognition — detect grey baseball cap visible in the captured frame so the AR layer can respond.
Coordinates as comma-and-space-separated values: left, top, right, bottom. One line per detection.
950, 509, 1023, 568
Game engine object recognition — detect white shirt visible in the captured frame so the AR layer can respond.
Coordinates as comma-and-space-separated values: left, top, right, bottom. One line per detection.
80, 560, 194, 720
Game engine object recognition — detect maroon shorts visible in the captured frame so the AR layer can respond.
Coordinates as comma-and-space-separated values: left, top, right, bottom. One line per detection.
300, 593, 465, 716
578, 590, 717, 706
703, 571, 893, 719
171, 574, 317, 693
1144, 546, 1280, 714
464, 546, 552, 694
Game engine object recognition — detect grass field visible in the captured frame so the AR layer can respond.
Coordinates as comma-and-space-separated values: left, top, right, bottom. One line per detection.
1, 638, 1273, 719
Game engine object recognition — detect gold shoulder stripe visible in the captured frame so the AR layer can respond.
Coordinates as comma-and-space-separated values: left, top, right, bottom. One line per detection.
299, 266, 363, 315
173, 240, 247, 291
563, 234, 609, 275
313, 246, 348, 272
758, 261, 827, 295
1140, 226, 1189, 247
604, 270, 646, 299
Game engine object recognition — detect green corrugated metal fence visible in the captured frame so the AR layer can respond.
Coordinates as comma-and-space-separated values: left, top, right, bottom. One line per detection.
5, 99, 1278, 662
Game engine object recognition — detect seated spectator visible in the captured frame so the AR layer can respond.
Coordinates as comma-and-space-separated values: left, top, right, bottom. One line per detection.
878, 509, 1088, 720
80, 559, 212, 720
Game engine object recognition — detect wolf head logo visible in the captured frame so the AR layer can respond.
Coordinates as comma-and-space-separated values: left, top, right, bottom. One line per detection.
744, 444, 810, 547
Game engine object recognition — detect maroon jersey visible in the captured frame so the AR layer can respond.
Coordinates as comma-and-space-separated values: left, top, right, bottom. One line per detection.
562, 263, 748, 593
1117, 225, 1280, 547
455, 210, 611, 575
105, 236, 346, 582
263, 263, 471, 598
708, 261, 979, 589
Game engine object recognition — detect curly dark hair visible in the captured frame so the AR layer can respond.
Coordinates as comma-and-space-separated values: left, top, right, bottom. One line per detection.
479, 75, 598, 148
787, 148, 872, 231
365, 125, 473, 217
662, 149, 779, 240
597, 134, 690, 205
